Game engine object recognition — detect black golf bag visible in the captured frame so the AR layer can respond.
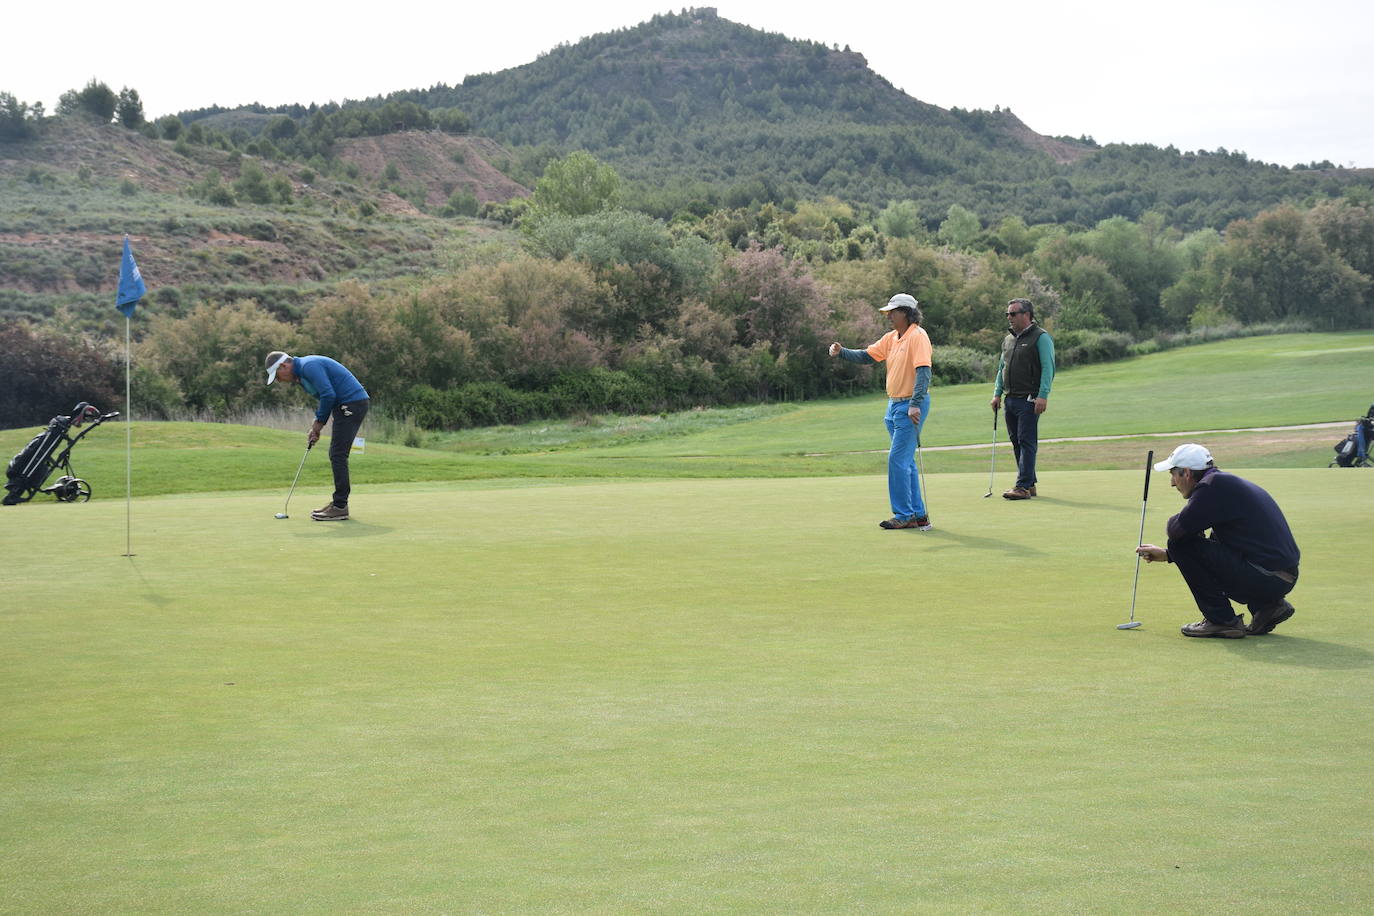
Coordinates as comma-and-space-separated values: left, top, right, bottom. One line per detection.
1330, 404, 1374, 468
3, 403, 120, 505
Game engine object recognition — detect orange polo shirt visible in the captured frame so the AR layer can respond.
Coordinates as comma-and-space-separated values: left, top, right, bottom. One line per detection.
866, 326, 933, 399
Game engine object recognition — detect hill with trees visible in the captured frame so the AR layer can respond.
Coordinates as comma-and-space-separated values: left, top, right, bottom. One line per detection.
2, 10, 1373, 430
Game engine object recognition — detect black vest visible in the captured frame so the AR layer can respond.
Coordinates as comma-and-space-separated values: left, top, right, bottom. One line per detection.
1000, 324, 1047, 398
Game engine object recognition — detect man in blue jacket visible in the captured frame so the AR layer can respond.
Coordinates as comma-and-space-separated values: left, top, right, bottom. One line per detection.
1137, 443, 1301, 638
266, 351, 369, 521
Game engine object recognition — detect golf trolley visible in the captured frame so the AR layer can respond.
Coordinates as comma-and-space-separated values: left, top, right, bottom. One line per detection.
1329, 404, 1374, 468
3, 402, 120, 505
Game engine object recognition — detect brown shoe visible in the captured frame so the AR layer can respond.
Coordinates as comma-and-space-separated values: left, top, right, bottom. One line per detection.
311, 503, 349, 521
1247, 600, 1295, 635
1181, 618, 1246, 638
879, 516, 916, 529
1028, 486, 1037, 497
1003, 487, 1032, 500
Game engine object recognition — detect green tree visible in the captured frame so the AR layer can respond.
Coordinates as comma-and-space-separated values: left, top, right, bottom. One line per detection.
56, 79, 117, 122
0, 92, 43, 140
530, 151, 621, 219
141, 301, 298, 412
1213, 206, 1370, 328
115, 87, 144, 128
876, 200, 922, 240
937, 204, 981, 251
156, 114, 182, 140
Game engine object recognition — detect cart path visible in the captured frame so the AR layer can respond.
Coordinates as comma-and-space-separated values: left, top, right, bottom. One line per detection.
803, 421, 1350, 457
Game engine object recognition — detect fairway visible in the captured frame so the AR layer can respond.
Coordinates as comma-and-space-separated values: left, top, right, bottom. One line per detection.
2, 469, 1371, 912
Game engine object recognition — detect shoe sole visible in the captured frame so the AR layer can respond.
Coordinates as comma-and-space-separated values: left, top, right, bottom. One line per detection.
1248, 603, 1295, 635
312, 514, 349, 521
1181, 627, 1246, 638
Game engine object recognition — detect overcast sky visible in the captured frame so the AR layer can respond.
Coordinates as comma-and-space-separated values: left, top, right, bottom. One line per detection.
9, 1, 1373, 168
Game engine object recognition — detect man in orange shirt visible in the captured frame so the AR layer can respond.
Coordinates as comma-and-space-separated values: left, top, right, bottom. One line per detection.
828, 293, 934, 530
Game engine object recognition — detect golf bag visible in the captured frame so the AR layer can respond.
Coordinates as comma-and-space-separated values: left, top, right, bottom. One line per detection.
1329, 405, 1374, 468
3, 403, 119, 505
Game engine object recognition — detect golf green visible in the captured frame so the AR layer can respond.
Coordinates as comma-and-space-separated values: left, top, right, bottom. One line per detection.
2, 468, 1369, 912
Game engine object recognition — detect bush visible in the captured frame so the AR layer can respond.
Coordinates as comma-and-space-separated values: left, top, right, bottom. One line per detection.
930, 345, 997, 385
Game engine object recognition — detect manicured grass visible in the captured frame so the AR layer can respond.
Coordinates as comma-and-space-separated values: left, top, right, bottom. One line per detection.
1, 469, 1370, 911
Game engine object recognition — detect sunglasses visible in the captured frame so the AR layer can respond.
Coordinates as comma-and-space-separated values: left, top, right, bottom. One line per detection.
1005, 310, 1024, 317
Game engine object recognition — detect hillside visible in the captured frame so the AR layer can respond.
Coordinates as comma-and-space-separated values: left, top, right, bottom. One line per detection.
335, 132, 527, 210
368, 8, 1369, 226
0, 120, 522, 328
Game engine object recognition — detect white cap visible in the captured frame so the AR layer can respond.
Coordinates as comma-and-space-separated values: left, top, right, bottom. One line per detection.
880, 293, 919, 312
1154, 443, 1213, 472
265, 351, 290, 385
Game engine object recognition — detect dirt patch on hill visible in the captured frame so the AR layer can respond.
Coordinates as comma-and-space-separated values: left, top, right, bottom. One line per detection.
335, 132, 530, 210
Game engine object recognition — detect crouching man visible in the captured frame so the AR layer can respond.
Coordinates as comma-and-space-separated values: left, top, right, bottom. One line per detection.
1137, 443, 1300, 638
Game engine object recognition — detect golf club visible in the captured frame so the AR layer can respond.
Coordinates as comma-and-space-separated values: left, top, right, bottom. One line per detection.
274, 442, 313, 519
983, 408, 999, 497
916, 437, 928, 517
1118, 449, 1154, 630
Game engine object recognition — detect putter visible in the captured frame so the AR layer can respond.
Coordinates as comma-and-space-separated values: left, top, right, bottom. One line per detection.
274, 442, 313, 519
983, 409, 999, 497
916, 438, 928, 517
1118, 449, 1154, 630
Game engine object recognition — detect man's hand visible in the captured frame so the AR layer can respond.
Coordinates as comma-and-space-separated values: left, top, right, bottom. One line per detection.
1136, 544, 1167, 563
1033, 397, 1048, 415
828, 342, 841, 357
307, 420, 324, 447
907, 406, 921, 423
990, 396, 1001, 411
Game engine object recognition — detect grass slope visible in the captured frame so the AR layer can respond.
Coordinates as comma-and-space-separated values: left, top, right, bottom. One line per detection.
1, 332, 1368, 497
1, 469, 1370, 911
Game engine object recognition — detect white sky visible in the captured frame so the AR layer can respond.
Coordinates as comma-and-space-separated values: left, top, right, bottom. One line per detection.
8, 1, 1373, 167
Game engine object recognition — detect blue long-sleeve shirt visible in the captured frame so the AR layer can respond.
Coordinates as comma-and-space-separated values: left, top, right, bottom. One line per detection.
1166, 468, 1300, 573
293, 356, 368, 423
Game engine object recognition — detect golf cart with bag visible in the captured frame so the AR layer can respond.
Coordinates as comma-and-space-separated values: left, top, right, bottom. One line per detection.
3, 402, 120, 505
1329, 404, 1374, 468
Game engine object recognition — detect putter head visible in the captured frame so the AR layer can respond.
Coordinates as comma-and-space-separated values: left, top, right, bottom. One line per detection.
275, 513, 288, 519
1116, 621, 1142, 630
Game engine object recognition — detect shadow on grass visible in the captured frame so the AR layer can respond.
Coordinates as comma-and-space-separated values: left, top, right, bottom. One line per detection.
1031, 495, 1137, 515
294, 521, 394, 539
125, 557, 173, 609
917, 528, 1048, 558
1222, 635, 1374, 669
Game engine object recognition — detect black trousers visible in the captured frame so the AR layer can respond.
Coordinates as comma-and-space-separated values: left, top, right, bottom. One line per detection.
1167, 533, 1296, 624
1004, 396, 1040, 488
327, 399, 369, 507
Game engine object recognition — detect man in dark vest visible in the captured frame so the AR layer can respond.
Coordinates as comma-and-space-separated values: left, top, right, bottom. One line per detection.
989, 298, 1055, 499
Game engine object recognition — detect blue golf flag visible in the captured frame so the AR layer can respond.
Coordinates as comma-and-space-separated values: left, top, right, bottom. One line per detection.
116, 235, 145, 318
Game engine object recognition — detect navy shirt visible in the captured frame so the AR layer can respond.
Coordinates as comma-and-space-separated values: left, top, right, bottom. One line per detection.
1166, 468, 1300, 572
293, 356, 368, 423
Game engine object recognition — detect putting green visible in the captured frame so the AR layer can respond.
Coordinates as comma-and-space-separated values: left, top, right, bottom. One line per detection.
2, 468, 1370, 912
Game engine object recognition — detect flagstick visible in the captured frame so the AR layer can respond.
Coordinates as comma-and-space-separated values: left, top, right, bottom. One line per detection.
123, 314, 134, 558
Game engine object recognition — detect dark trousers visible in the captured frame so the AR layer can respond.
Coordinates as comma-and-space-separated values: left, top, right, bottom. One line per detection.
328, 399, 369, 508
1004, 396, 1040, 489
1168, 534, 1296, 624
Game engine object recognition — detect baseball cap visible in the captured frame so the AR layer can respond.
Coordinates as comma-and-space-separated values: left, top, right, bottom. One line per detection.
1154, 443, 1213, 472
265, 351, 290, 385
880, 293, 919, 312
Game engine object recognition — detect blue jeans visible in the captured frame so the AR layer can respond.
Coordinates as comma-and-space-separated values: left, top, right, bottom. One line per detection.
884, 395, 930, 520
1004, 396, 1039, 489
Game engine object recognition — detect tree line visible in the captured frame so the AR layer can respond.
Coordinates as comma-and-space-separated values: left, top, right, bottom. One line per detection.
3, 151, 1368, 430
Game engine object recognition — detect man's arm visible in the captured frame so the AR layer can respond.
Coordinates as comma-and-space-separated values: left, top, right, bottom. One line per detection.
835, 346, 876, 364
1036, 333, 1056, 399
1165, 483, 1223, 540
